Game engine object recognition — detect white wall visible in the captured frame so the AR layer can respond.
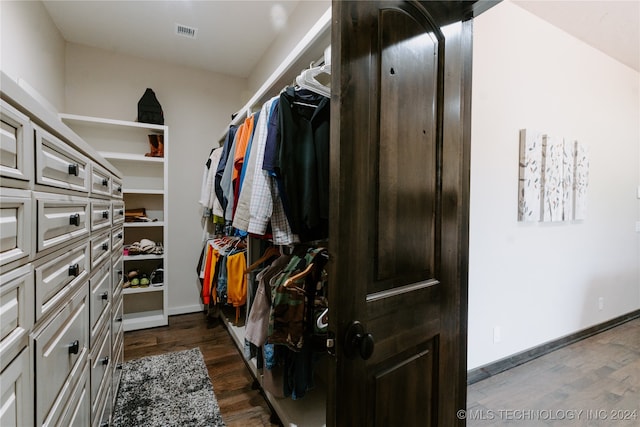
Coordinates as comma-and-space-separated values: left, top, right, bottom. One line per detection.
0, 0, 66, 110
64, 43, 246, 315
247, 0, 330, 97
468, 0, 640, 369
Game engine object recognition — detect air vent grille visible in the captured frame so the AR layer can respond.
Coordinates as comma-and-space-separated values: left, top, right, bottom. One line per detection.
175, 24, 197, 39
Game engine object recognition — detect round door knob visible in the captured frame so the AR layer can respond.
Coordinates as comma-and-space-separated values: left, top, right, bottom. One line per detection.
344, 321, 375, 360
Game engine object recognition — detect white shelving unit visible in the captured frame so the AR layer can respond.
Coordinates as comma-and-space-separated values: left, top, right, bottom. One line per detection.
60, 113, 169, 331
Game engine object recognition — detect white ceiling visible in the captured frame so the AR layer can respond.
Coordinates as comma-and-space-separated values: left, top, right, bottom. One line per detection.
42, 0, 639, 76
514, 0, 639, 72
42, 0, 301, 78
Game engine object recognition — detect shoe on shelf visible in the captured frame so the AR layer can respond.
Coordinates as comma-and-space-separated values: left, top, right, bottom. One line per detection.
140, 274, 150, 287
150, 267, 164, 286
130, 277, 140, 287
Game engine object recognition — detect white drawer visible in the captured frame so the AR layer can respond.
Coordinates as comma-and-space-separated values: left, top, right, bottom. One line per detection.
33, 282, 89, 427
111, 201, 125, 225
0, 347, 33, 427
90, 164, 111, 198
35, 125, 89, 193
90, 321, 111, 416
111, 253, 123, 295
0, 264, 33, 372
111, 336, 124, 407
89, 262, 110, 343
92, 380, 111, 427
55, 362, 91, 427
90, 231, 111, 270
111, 226, 124, 252
36, 193, 90, 253
0, 189, 31, 267
35, 243, 89, 321
111, 292, 123, 353
111, 176, 123, 199
0, 99, 33, 186
90, 200, 111, 232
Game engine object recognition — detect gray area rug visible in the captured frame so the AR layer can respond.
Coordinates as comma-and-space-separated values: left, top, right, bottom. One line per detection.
112, 348, 225, 427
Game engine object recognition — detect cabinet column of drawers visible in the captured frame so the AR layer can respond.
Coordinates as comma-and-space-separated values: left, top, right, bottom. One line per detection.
1, 74, 125, 427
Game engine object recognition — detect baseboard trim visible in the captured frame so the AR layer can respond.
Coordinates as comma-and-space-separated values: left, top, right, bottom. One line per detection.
467, 309, 640, 385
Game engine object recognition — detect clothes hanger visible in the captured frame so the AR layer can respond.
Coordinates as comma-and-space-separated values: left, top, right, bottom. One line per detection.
245, 246, 281, 274
283, 262, 316, 288
283, 248, 329, 287
295, 64, 331, 98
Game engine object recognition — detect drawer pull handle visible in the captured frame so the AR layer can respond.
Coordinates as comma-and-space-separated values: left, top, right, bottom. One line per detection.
119, 209, 124, 215
69, 213, 81, 226
68, 340, 80, 355
117, 233, 123, 239
117, 270, 123, 276
116, 317, 123, 323
117, 186, 122, 193
102, 178, 109, 187
68, 163, 79, 176
100, 422, 109, 427
102, 210, 109, 219
116, 363, 123, 370
102, 242, 109, 251
101, 356, 110, 366
101, 291, 109, 301
68, 264, 80, 277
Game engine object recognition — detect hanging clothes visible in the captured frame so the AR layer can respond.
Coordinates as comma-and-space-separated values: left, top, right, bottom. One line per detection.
226, 250, 248, 323
276, 88, 330, 242
245, 253, 292, 346
199, 146, 225, 220
234, 98, 277, 232
215, 125, 237, 215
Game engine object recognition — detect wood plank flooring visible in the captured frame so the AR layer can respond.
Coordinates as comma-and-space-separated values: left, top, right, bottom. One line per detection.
467, 317, 640, 426
123, 312, 279, 427
123, 312, 639, 427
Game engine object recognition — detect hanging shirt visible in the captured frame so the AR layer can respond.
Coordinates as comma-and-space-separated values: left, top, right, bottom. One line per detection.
232, 115, 255, 219
234, 98, 277, 231
215, 125, 237, 214
199, 147, 224, 218
277, 88, 330, 242
248, 100, 280, 235
221, 133, 239, 221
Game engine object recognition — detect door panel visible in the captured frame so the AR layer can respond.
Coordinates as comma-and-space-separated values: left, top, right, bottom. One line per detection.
376, 8, 437, 290
329, 1, 473, 426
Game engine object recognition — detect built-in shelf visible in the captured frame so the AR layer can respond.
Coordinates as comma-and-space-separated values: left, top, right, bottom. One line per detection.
123, 310, 166, 331
123, 188, 165, 195
123, 285, 164, 295
62, 112, 169, 333
99, 151, 165, 163
60, 113, 165, 132
123, 254, 164, 261
124, 221, 165, 228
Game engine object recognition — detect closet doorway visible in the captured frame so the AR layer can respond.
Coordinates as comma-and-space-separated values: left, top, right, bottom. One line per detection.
327, 1, 488, 425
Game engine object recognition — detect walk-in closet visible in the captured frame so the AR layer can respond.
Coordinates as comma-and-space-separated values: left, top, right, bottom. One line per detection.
2, 1, 639, 426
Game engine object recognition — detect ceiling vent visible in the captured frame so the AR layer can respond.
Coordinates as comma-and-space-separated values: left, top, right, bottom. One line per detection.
175, 24, 197, 39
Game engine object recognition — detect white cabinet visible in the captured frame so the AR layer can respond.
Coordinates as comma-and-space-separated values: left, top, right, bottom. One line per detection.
60, 113, 169, 331
2, 71, 124, 427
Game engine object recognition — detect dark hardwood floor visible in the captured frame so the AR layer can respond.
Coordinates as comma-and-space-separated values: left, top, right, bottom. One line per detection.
122, 311, 279, 427
123, 312, 639, 427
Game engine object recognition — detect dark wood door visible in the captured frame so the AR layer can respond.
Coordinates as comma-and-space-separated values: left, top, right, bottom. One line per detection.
328, 1, 477, 426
